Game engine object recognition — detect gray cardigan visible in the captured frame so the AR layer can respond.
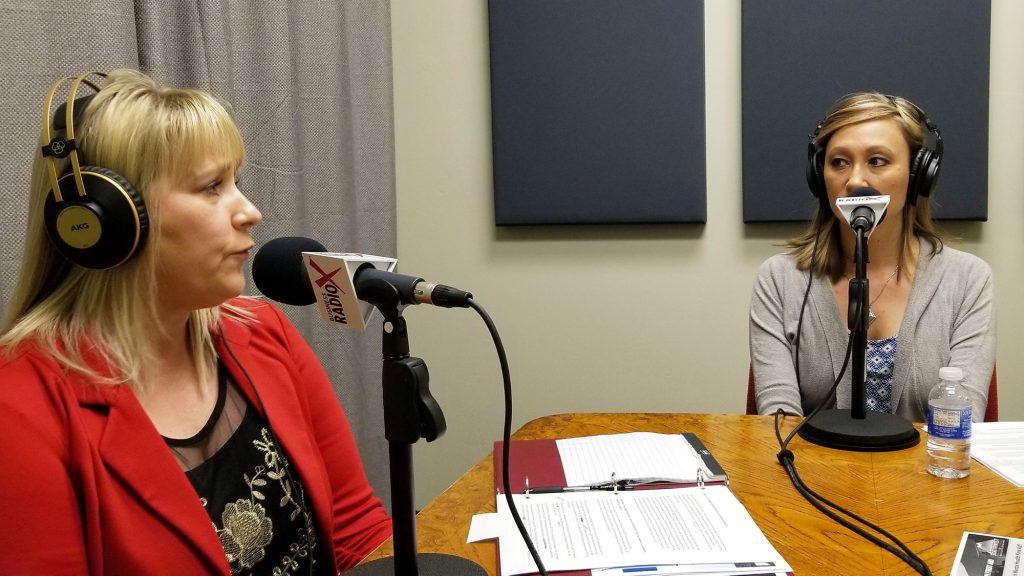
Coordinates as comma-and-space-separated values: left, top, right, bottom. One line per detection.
749, 238, 996, 422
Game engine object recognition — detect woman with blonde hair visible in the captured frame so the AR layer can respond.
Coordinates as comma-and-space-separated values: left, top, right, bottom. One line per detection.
749, 92, 995, 421
0, 70, 391, 574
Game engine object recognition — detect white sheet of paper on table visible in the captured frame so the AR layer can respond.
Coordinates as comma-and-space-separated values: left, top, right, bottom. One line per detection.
492, 486, 791, 576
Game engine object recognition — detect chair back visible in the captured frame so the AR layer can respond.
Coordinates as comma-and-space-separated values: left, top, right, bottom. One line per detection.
746, 366, 757, 415
984, 369, 998, 422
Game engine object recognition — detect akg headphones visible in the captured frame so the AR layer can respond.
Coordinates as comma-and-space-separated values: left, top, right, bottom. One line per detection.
805, 95, 943, 206
39, 71, 149, 269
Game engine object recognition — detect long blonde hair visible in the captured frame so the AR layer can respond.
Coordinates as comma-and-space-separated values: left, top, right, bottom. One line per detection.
1, 70, 248, 389
789, 92, 944, 282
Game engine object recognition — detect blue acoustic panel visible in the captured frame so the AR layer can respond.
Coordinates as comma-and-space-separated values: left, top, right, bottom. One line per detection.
489, 0, 706, 225
742, 0, 990, 222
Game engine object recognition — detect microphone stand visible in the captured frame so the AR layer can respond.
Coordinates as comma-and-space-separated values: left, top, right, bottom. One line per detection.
347, 279, 486, 575
799, 227, 919, 451
850, 228, 869, 421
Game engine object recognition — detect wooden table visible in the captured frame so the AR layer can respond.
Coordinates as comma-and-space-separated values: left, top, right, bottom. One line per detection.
362, 413, 1024, 575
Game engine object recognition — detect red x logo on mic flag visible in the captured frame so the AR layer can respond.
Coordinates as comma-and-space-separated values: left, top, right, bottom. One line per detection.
308, 259, 346, 293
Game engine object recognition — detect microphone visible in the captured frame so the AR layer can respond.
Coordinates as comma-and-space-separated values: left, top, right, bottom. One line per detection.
252, 236, 473, 329
255, 236, 499, 575
835, 188, 890, 237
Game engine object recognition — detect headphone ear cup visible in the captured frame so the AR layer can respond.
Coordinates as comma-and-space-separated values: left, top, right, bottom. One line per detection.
44, 166, 149, 269
806, 141, 826, 199
913, 146, 937, 202
908, 147, 940, 205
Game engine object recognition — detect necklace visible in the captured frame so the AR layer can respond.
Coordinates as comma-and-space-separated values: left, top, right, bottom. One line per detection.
844, 265, 899, 326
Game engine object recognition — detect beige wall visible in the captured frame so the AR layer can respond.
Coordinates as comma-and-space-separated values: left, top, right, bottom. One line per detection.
391, 1, 1024, 507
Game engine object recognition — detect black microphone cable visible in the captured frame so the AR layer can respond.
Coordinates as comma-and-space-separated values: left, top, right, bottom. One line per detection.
770, 229, 931, 576
772, 308, 931, 575
467, 299, 548, 576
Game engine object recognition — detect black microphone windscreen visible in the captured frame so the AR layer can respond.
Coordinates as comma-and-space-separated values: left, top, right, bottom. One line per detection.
252, 236, 327, 306
849, 187, 880, 198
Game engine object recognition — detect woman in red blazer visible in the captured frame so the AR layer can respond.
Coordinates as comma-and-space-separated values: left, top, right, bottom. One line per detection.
0, 70, 391, 574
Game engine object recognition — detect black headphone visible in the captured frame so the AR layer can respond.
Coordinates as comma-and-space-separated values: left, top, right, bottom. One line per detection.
39, 72, 149, 270
805, 95, 943, 206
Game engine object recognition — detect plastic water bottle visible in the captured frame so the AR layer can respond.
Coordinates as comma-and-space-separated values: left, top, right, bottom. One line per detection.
927, 367, 972, 478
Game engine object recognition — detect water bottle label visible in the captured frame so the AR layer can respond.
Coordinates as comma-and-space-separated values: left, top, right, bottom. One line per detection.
928, 406, 972, 440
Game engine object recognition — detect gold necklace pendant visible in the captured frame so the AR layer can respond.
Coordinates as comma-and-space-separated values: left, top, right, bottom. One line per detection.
846, 264, 898, 329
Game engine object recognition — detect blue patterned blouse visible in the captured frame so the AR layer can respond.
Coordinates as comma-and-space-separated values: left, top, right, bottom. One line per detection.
865, 335, 898, 413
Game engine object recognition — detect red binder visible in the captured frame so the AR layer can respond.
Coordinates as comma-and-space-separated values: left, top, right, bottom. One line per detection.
493, 438, 566, 495
494, 433, 730, 495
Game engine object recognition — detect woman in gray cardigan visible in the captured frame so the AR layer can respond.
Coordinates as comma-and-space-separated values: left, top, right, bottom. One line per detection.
749, 93, 995, 422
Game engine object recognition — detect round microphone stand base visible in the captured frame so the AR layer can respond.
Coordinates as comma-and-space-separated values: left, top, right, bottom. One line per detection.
799, 409, 920, 452
345, 554, 488, 576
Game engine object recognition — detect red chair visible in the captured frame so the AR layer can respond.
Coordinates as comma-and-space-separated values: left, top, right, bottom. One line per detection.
746, 366, 998, 422
746, 366, 757, 416
985, 370, 999, 422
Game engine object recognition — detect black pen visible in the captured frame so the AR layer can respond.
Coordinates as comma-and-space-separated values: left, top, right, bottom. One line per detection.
523, 484, 634, 494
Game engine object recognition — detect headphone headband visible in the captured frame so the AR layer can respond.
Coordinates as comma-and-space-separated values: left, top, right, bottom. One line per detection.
887, 95, 943, 159
38, 71, 149, 270
40, 72, 107, 202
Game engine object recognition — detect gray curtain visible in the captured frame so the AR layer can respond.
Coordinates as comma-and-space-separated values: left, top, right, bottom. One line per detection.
0, 1, 394, 510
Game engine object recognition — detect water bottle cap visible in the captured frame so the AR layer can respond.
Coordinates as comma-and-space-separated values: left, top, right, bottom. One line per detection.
939, 366, 964, 381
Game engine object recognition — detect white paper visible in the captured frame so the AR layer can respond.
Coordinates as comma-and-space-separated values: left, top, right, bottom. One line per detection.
467, 513, 502, 543
556, 432, 710, 487
969, 422, 1024, 487
493, 486, 790, 576
594, 568, 788, 576
949, 532, 1024, 576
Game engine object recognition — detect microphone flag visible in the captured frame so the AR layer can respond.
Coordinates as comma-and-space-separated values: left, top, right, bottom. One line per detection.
835, 193, 890, 237
301, 252, 398, 330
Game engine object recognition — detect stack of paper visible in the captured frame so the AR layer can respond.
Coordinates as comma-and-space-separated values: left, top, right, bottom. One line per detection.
969, 422, 1024, 487
473, 432, 791, 576
482, 486, 790, 576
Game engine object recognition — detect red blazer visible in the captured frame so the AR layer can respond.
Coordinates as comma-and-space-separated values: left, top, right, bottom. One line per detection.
0, 299, 391, 574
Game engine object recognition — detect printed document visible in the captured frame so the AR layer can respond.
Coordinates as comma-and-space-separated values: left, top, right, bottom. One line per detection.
492, 486, 790, 576
592, 563, 789, 576
556, 432, 712, 486
950, 532, 1023, 576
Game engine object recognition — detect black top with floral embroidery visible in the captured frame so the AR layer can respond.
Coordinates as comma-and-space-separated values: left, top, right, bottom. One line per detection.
164, 365, 330, 575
